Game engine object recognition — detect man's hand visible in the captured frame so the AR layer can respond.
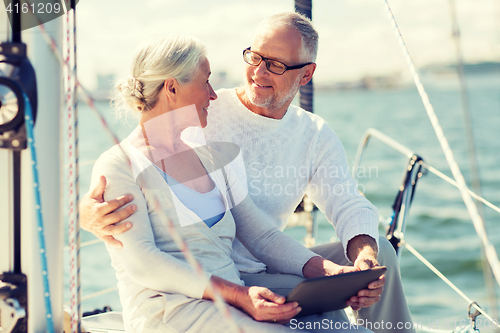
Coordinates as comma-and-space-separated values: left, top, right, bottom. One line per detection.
346, 273, 385, 311
302, 256, 358, 278
348, 234, 379, 270
346, 234, 384, 310
79, 175, 136, 248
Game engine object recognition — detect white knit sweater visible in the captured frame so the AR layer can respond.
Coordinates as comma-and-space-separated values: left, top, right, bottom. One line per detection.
203, 88, 380, 273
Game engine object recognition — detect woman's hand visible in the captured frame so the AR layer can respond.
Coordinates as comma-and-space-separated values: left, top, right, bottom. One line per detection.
236, 286, 301, 324
203, 276, 301, 324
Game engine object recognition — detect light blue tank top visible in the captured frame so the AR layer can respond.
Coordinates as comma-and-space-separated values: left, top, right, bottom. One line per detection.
154, 165, 225, 227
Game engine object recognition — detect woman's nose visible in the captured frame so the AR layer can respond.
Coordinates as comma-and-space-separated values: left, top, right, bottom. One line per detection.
209, 83, 217, 100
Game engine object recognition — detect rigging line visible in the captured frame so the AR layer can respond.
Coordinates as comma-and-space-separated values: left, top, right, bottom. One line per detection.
380, 215, 488, 323
63, 159, 97, 168
448, 0, 485, 218
448, 0, 498, 320
39, 25, 240, 331
22, 4, 243, 333
402, 241, 495, 324
64, 239, 101, 252
353, 129, 500, 215
73, 2, 83, 332
65, 9, 80, 333
382, 0, 500, 288
70, 2, 82, 331
31, 5, 268, 331
76, 84, 120, 145
34, 8, 241, 331
63, 286, 118, 306
80, 286, 117, 303
31, 12, 120, 146
149, 195, 243, 333
420, 161, 500, 215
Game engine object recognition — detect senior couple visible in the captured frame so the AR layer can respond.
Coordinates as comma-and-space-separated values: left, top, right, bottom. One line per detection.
82, 12, 415, 333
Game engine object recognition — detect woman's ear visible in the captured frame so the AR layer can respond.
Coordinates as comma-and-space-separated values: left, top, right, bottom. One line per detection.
164, 78, 178, 102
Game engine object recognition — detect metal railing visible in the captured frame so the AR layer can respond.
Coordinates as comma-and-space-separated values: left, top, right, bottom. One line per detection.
352, 127, 500, 328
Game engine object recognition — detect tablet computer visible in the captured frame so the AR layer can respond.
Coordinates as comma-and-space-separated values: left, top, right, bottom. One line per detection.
286, 267, 387, 318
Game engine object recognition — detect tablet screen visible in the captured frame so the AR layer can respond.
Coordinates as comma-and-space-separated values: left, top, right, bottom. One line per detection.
286, 267, 387, 318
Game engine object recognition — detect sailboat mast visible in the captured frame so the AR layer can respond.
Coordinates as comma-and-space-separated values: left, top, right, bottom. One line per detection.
24, 16, 64, 333
0, 5, 64, 332
295, 0, 314, 113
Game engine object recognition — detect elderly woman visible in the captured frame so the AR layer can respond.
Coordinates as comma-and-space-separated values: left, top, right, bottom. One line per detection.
91, 34, 372, 333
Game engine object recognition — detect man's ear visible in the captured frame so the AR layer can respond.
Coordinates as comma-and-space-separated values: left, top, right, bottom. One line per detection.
299, 63, 316, 86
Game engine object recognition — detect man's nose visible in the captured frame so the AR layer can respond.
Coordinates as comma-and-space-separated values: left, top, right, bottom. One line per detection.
254, 60, 270, 76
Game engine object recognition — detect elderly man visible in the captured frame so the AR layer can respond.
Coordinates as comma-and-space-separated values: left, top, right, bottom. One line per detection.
81, 12, 415, 333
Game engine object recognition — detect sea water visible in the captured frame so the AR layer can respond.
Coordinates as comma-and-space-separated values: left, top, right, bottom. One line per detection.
65, 72, 500, 331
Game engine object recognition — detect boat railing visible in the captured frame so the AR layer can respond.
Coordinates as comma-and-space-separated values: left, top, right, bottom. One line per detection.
352, 127, 500, 330
353, 128, 500, 215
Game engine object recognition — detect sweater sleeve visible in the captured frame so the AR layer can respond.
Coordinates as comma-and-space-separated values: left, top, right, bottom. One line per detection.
306, 125, 380, 260
219, 149, 318, 276
91, 149, 211, 299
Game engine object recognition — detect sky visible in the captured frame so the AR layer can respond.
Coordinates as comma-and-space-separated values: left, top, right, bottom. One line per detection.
1, 0, 499, 90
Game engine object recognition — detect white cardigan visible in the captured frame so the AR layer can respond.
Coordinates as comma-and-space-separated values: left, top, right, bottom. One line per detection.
90, 137, 317, 326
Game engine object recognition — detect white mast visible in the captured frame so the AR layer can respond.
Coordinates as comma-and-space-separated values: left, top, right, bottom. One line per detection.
24, 16, 64, 333
0, 13, 64, 333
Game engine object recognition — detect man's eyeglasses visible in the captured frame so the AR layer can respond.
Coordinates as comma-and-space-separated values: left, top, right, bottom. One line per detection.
242, 47, 313, 75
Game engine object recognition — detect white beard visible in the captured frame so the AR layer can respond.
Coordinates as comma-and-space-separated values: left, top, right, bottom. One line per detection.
246, 79, 301, 112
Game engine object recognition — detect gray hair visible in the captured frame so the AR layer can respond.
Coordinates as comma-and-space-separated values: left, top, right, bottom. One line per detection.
257, 12, 319, 63
113, 34, 206, 115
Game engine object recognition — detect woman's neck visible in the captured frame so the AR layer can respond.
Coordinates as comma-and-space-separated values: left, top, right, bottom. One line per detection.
138, 104, 190, 155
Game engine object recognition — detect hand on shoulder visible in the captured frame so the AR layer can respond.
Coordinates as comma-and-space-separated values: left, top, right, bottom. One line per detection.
79, 175, 136, 248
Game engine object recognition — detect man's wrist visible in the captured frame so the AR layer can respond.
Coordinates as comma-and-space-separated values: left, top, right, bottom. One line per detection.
302, 256, 331, 278
346, 234, 378, 262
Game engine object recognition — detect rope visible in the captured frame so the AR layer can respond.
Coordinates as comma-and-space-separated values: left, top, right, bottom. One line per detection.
65, 7, 81, 332
27, 6, 287, 331
353, 130, 500, 215
72, 3, 83, 332
31, 11, 243, 331
63, 286, 118, 306
382, 0, 500, 288
149, 196, 243, 333
76, 83, 120, 145
64, 239, 101, 252
66, 159, 97, 168
31, 11, 120, 146
378, 208, 493, 330
420, 162, 500, 215
80, 286, 118, 303
447, 0, 498, 319
402, 241, 495, 323
447, 0, 484, 216
24, 94, 55, 332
